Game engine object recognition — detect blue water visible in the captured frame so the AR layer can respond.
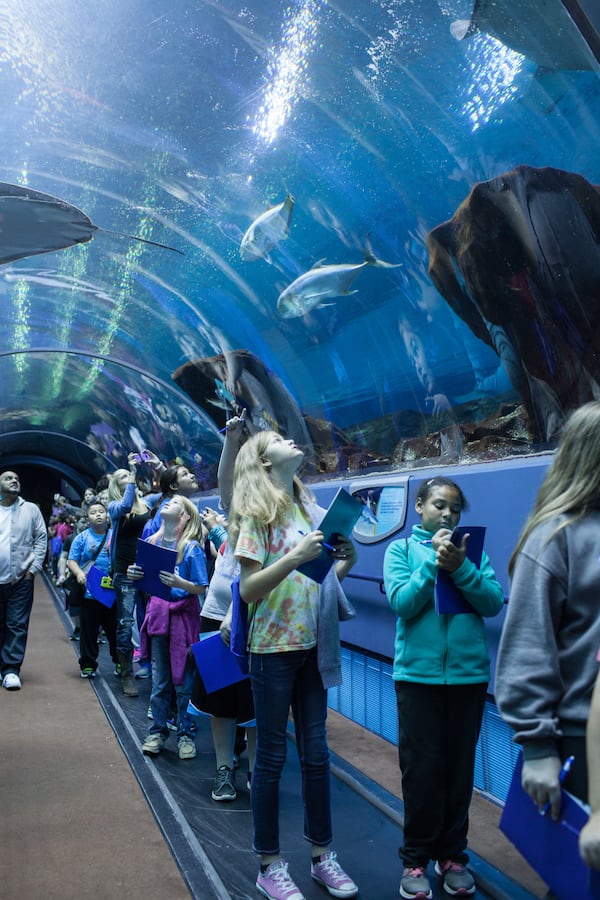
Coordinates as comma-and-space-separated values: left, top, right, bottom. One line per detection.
0, 0, 598, 477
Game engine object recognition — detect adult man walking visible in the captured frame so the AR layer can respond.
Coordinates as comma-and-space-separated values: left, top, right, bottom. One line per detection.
0, 471, 47, 690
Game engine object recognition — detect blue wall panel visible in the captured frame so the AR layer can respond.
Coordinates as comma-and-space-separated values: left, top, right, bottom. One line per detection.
331, 646, 517, 803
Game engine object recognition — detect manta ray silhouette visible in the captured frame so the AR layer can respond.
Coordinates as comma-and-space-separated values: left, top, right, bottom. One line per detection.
0, 182, 183, 265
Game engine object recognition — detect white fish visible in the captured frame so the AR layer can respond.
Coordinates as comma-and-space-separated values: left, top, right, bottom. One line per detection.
276, 236, 400, 319
240, 191, 295, 262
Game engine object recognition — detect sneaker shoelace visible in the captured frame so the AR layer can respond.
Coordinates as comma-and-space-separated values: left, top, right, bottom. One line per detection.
215, 767, 233, 789
268, 862, 297, 892
316, 853, 354, 887
317, 855, 343, 878
442, 862, 464, 874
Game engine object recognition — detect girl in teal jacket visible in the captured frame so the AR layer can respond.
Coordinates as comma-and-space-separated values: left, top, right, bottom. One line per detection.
383, 476, 503, 900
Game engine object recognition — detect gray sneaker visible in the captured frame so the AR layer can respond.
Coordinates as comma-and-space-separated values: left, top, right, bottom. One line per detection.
211, 765, 237, 801
142, 733, 167, 756
177, 735, 197, 760
400, 866, 432, 899
435, 860, 475, 895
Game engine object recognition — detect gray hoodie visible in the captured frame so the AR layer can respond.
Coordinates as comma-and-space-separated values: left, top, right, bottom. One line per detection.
1, 497, 47, 584
495, 512, 600, 760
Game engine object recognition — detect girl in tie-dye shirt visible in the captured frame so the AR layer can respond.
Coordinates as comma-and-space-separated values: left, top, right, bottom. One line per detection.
228, 430, 359, 900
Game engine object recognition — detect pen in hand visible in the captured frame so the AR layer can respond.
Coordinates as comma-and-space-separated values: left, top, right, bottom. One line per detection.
540, 755, 575, 816
298, 530, 335, 553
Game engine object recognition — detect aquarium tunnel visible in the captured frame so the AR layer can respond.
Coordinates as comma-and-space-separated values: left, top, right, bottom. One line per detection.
1, 0, 600, 805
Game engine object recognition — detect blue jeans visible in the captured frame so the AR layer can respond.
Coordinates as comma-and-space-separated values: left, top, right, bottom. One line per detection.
149, 634, 195, 739
249, 646, 332, 855
113, 574, 138, 655
0, 577, 34, 675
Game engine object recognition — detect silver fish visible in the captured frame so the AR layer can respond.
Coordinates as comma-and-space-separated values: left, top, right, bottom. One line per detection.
240, 191, 295, 262
276, 236, 400, 318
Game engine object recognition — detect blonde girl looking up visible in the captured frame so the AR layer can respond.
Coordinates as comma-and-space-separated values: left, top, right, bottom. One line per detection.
229, 430, 359, 900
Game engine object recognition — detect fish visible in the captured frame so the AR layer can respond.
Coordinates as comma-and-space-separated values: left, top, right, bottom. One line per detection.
450, 0, 595, 70
240, 191, 295, 262
0, 182, 183, 265
276, 235, 400, 319
359, 504, 379, 526
207, 378, 245, 416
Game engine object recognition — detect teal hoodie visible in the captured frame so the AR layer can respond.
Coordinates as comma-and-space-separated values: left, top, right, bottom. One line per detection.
383, 524, 504, 684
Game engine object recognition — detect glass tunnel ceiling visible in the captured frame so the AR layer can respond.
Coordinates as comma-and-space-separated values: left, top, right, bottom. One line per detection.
0, 0, 599, 487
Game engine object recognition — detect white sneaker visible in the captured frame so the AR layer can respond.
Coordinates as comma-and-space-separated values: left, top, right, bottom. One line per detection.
3, 673, 21, 690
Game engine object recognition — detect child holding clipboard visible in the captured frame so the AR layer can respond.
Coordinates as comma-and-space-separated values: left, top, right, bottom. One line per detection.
383, 476, 503, 899
229, 430, 359, 900
128, 496, 208, 760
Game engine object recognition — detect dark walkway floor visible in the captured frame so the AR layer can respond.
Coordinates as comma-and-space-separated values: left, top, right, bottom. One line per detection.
0, 577, 545, 899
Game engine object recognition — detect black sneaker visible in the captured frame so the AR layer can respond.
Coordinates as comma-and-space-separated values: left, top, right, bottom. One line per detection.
70, 627, 81, 641
211, 765, 237, 801
80, 667, 96, 679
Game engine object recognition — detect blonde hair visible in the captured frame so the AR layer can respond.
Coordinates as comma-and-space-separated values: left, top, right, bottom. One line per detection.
148, 495, 202, 562
107, 470, 129, 503
227, 430, 313, 547
509, 401, 600, 574
107, 470, 149, 516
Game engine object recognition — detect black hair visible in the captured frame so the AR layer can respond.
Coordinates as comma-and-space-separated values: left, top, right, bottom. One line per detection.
95, 474, 109, 492
159, 465, 181, 497
416, 476, 469, 511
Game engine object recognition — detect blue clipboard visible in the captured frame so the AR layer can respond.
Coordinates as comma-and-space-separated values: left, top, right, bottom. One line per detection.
297, 488, 363, 584
434, 526, 485, 614
134, 539, 177, 600
86, 565, 116, 608
500, 754, 600, 899
191, 633, 250, 693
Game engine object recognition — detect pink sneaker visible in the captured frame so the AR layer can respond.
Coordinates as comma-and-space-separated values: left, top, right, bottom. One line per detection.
434, 860, 475, 896
256, 860, 305, 900
311, 851, 358, 898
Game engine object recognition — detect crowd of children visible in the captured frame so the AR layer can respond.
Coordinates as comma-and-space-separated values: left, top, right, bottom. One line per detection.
41, 401, 600, 900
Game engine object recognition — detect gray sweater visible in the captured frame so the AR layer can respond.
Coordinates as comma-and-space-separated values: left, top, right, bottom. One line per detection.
495, 512, 600, 760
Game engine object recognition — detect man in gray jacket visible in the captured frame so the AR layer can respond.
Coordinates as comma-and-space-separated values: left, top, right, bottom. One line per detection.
0, 471, 47, 690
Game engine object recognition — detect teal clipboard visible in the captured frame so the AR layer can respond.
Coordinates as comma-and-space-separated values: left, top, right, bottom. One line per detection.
297, 488, 363, 584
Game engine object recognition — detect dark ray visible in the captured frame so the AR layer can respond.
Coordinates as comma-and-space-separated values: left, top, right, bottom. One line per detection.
0, 182, 183, 265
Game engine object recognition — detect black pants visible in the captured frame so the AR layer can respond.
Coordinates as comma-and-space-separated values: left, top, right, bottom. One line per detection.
79, 597, 118, 672
395, 680, 487, 867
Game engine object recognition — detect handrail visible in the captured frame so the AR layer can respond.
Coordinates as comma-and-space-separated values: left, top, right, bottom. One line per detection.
345, 572, 386, 594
